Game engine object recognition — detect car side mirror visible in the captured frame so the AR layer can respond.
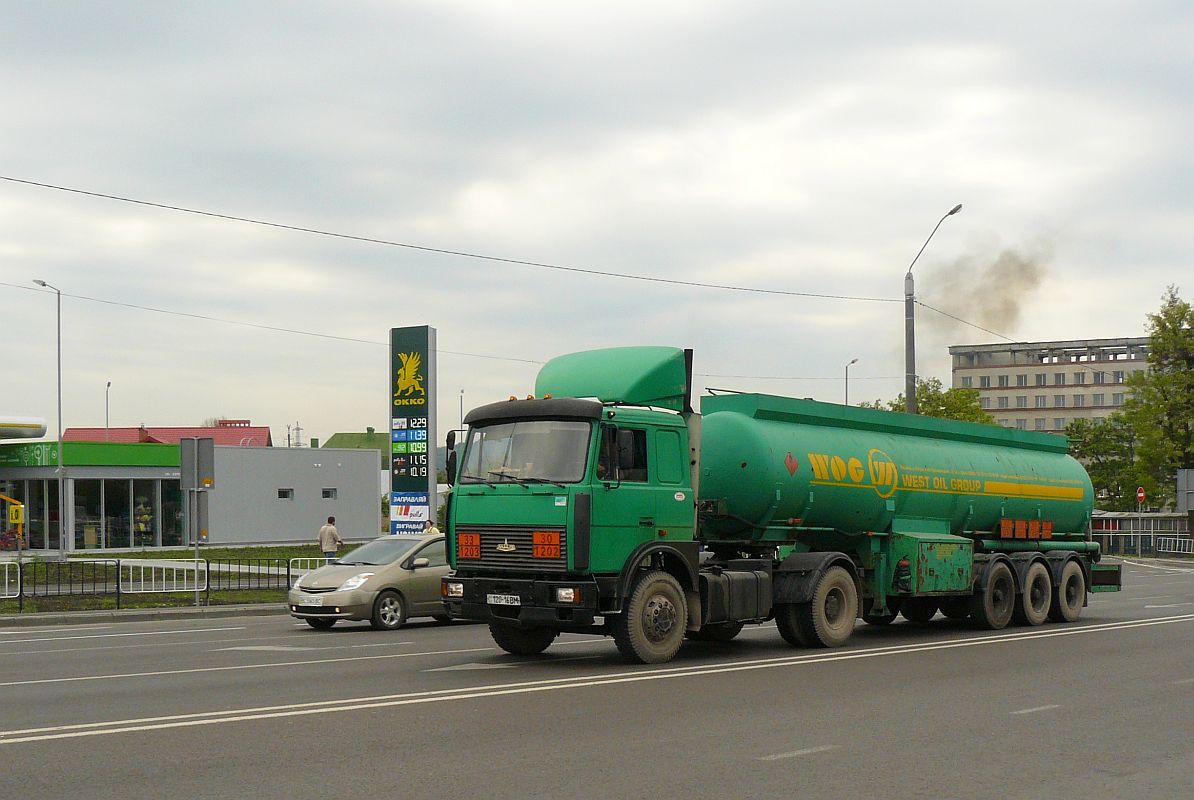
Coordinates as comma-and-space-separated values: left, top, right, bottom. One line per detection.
411, 557, 430, 569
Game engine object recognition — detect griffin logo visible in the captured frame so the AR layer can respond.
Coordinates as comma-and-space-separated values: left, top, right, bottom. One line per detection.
496, 539, 517, 553
394, 352, 426, 406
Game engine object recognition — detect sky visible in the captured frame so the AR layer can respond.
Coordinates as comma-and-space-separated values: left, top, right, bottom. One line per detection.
3, 1, 1192, 449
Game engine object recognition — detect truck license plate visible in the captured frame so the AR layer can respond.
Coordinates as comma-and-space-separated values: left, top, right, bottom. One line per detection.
487, 593, 521, 606
299, 595, 323, 606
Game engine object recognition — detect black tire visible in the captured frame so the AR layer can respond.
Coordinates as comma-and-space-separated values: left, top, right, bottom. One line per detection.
612, 570, 688, 663
798, 566, 858, 648
432, 614, 453, 624
861, 597, 900, 626
488, 622, 558, 655
1014, 562, 1052, 626
775, 603, 815, 646
1048, 560, 1085, 623
370, 590, 407, 631
686, 622, 744, 642
305, 618, 335, 630
900, 597, 940, 624
938, 597, 971, 620
970, 561, 1016, 630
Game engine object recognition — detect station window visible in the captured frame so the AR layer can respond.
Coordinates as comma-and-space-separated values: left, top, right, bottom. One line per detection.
322, 488, 338, 499
1054, 395, 1066, 408
1074, 372, 1087, 385
979, 376, 991, 388
998, 397, 1009, 409
1035, 419, 1046, 430
1073, 395, 1086, 407
1112, 393, 1125, 406
1054, 373, 1066, 386
1016, 396, 1027, 408
1113, 370, 1125, 383
1016, 374, 1028, 387
1093, 371, 1105, 384
979, 397, 991, 409
1035, 395, 1047, 408
278, 488, 294, 500
1015, 419, 1027, 430
1054, 418, 1066, 430
960, 376, 973, 388
1092, 393, 1104, 406
1036, 374, 1047, 386
998, 375, 1009, 388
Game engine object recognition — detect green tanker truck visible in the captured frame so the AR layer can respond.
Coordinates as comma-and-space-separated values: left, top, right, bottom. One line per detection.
441, 346, 1121, 663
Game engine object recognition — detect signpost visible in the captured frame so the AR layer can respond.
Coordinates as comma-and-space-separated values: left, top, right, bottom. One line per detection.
389, 326, 438, 534
181, 437, 215, 605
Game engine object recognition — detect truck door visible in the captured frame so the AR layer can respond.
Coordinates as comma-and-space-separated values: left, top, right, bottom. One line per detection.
589, 426, 658, 573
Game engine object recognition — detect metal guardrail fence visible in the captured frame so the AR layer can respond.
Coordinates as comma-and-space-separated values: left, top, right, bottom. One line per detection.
119, 559, 207, 594
1, 561, 18, 600
1, 557, 303, 612
288, 557, 334, 587
1157, 537, 1194, 555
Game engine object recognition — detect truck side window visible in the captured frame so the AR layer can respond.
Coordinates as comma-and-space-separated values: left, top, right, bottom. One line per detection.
656, 429, 683, 484
617, 429, 649, 482
597, 427, 649, 482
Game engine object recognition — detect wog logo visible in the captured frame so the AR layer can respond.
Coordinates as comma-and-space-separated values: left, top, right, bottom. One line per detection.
867, 448, 898, 498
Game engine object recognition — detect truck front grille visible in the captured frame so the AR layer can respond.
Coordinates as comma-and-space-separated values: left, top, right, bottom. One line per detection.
456, 526, 568, 572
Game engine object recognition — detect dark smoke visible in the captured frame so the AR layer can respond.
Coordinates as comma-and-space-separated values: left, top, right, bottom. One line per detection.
920, 245, 1051, 343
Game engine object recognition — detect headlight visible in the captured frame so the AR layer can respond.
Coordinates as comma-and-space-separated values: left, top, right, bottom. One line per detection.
444, 581, 464, 598
337, 573, 375, 591
555, 587, 578, 604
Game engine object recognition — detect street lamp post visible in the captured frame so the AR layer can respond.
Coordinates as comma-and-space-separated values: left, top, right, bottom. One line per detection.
105, 381, 112, 441
845, 358, 859, 405
33, 279, 65, 556
904, 204, 963, 414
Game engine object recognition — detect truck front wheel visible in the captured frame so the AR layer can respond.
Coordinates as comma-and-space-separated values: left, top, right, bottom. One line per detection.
613, 570, 688, 663
488, 622, 558, 656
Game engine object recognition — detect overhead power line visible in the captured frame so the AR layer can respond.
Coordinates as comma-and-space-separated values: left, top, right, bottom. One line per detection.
1, 175, 897, 303
2, 174, 1018, 341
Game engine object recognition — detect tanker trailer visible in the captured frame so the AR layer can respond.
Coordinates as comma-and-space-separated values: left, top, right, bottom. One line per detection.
442, 346, 1121, 664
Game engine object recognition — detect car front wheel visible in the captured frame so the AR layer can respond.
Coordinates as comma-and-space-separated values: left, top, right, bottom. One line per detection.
370, 590, 407, 630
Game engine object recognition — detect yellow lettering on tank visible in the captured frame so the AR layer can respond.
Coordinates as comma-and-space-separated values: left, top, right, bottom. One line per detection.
830, 456, 847, 481
867, 449, 898, 499
847, 457, 865, 483
807, 453, 831, 481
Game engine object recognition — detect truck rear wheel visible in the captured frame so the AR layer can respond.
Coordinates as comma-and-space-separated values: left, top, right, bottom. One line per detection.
1048, 560, 1084, 623
900, 597, 939, 624
862, 597, 900, 626
612, 570, 688, 663
1013, 562, 1052, 626
488, 622, 558, 656
971, 561, 1015, 630
799, 566, 858, 648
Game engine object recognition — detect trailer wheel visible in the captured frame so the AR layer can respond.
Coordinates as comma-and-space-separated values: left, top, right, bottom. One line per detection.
938, 597, 971, 620
900, 597, 939, 624
612, 570, 688, 663
1013, 562, 1052, 626
686, 622, 744, 642
1048, 560, 1085, 623
862, 597, 900, 626
488, 622, 558, 655
799, 566, 857, 648
970, 561, 1016, 630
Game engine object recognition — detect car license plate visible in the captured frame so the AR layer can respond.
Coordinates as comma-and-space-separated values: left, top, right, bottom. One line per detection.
299, 595, 323, 606
487, 593, 521, 606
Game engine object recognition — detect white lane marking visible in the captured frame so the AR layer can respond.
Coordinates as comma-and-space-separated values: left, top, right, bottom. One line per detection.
1172, 678, 1194, 685
1121, 560, 1194, 574
0, 634, 347, 657
1010, 704, 1061, 715
216, 646, 320, 652
0, 626, 246, 645
758, 745, 838, 761
426, 662, 520, 672
1123, 596, 1173, 601
0, 625, 113, 635
0, 646, 496, 688
349, 642, 413, 649
3, 614, 1193, 744
1145, 603, 1194, 608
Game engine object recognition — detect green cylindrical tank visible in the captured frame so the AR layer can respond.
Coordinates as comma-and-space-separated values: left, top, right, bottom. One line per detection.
697, 394, 1093, 542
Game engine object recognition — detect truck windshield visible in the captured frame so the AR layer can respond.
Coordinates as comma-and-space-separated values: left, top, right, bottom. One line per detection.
460, 420, 591, 484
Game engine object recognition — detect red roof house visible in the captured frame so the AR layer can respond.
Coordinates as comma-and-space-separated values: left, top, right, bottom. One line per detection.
64, 419, 273, 447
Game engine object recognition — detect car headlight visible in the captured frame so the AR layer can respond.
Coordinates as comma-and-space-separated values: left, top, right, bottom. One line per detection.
337, 573, 375, 591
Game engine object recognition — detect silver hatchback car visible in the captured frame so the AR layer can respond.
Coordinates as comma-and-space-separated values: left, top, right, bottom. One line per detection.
288, 533, 451, 630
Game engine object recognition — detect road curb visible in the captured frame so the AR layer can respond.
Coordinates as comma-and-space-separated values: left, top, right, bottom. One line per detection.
0, 604, 289, 628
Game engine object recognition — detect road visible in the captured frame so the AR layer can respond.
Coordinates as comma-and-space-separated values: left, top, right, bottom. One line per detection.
1, 559, 1192, 799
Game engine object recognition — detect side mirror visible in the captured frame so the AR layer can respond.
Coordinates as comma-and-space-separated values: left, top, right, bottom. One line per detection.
446, 430, 456, 451
446, 450, 458, 487
411, 557, 430, 569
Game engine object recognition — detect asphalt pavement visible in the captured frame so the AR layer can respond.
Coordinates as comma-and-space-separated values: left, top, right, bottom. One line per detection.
1, 558, 1192, 800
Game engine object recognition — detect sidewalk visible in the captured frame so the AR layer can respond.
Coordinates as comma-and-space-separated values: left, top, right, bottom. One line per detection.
0, 602, 289, 628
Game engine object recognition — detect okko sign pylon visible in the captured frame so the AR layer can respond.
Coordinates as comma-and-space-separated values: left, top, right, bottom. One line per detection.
389, 326, 437, 533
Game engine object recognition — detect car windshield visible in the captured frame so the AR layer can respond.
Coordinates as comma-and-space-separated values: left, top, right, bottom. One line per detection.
337, 537, 422, 565
460, 419, 591, 484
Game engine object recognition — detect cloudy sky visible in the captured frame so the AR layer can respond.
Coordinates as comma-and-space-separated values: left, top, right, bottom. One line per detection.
3, 2, 1191, 448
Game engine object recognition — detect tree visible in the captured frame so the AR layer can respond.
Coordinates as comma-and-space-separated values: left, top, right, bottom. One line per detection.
859, 377, 995, 424
1119, 286, 1194, 508
1065, 415, 1142, 510
200, 416, 226, 427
